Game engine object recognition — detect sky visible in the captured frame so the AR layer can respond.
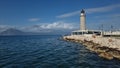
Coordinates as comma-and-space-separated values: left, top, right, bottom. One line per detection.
0, 0, 120, 32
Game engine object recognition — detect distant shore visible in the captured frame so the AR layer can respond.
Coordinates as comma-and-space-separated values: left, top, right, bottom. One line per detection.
63, 35, 120, 60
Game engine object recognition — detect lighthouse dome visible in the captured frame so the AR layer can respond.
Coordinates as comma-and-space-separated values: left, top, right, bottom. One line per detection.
81, 9, 85, 13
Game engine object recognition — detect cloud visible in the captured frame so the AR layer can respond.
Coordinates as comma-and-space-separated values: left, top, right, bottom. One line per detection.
0, 25, 15, 32
56, 11, 80, 18
86, 13, 120, 30
40, 21, 76, 29
22, 21, 77, 32
57, 4, 120, 18
0, 21, 77, 33
96, 13, 120, 18
28, 18, 40, 22
86, 4, 120, 14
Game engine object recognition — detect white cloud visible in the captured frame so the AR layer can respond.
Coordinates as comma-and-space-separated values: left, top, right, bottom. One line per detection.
56, 11, 80, 18
86, 4, 120, 14
40, 21, 75, 29
22, 21, 77, 32
98, 14, 120, 18
28, 18, 40, 22
57, 4, 120, 18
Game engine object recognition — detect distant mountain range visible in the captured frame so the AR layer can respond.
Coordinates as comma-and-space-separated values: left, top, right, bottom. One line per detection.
0, 28, 25, 35
0, 28, 72, 36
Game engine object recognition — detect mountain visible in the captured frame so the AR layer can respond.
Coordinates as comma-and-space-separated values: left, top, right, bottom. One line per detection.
0, 28, 72, 36
0, 28, 25, 35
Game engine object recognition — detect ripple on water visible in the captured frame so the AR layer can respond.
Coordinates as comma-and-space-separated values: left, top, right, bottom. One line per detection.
0, 35, 120, 68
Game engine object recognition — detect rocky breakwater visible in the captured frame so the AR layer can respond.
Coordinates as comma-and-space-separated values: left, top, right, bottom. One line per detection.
63, 35, 120, 60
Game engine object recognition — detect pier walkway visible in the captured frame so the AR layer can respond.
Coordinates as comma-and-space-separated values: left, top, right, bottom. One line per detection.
63, 35, 120, 50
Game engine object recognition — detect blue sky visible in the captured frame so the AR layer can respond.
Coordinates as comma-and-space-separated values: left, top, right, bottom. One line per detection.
0, 0, 120, 32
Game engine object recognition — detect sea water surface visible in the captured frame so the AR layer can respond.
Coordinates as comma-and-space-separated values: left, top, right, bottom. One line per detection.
0, 35, 120, 68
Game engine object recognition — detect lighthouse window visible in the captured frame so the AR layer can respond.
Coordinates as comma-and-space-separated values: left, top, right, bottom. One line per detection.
88, 31, 93, 34
72, 32, 77, 35
72, 32, 83, 35
78, 32, 82, 35
83, 32, 87, 34
94, 32, 101, 35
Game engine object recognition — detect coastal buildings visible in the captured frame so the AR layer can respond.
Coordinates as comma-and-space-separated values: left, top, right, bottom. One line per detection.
71, 9, 120, 37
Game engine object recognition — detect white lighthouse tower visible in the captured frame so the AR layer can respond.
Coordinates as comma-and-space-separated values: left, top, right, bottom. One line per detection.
80, 9, 86, 30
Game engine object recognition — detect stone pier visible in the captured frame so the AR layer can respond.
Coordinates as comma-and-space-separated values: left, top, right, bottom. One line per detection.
63, 35, 120, 60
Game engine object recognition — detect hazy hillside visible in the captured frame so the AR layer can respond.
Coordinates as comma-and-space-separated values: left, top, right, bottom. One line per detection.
0, 28, 72, 36
0, 28, 25, 35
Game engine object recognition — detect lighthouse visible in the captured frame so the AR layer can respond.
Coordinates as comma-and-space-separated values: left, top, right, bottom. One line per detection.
71, 9, 102, 36
80, 9, 86, 30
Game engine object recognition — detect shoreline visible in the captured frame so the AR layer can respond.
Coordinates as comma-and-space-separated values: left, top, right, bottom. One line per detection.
63, 35, 120, 60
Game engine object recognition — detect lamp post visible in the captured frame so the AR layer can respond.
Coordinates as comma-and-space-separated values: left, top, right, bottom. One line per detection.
101, 24, 103, 37
111, 25, 113, 37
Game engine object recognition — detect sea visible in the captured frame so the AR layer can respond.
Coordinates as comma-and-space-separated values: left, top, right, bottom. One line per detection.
0, 35, 120, 68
